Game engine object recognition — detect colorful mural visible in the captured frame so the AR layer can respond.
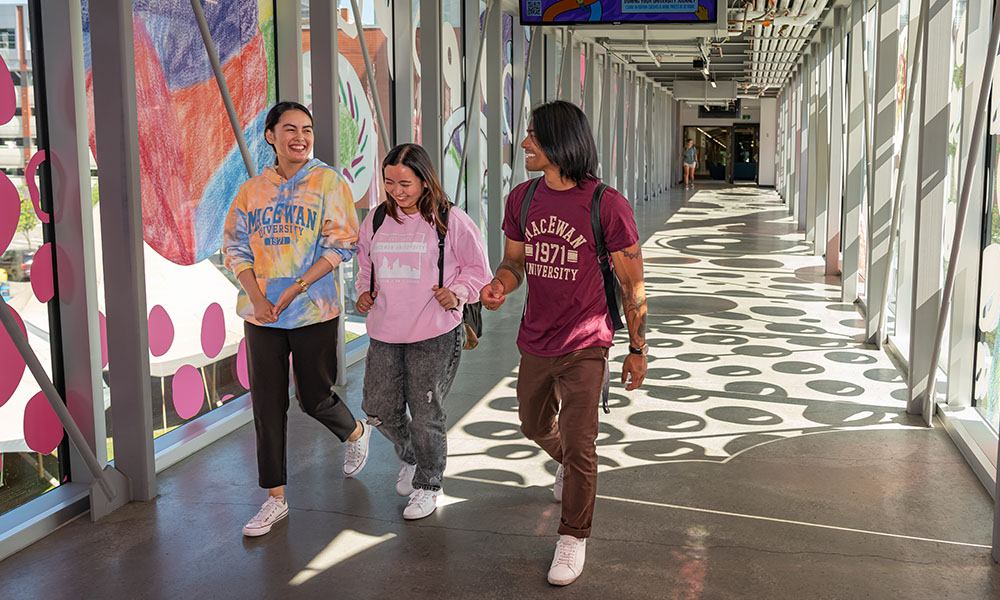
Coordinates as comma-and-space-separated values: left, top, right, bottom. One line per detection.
82, 0, 277, 266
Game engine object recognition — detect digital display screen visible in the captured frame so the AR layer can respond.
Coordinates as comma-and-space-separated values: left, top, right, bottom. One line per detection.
520, 0, 717, 25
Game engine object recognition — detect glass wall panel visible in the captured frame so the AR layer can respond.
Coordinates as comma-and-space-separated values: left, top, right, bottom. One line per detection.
0, 1, 64, 515
82, 0, 276, 442
974, 65, 1000, 432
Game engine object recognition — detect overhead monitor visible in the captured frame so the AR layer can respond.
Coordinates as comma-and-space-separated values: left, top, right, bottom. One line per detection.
519, 1, 718, 26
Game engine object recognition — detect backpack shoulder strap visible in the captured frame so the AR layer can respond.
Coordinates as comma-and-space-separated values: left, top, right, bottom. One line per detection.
371, 203, 388, 234
519, 177, 542, 239
591, 183, 610, 258
437, 205, 450, 289
369, 203, 388, 296
590, 183, 624, 331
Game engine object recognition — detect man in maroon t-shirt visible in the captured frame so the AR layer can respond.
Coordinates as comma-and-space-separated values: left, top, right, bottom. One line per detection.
480, 101, 647, 586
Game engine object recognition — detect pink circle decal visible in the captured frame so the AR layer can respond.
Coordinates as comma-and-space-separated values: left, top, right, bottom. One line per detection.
147, 305, 174, 357
0, 305, 27, 409
200, 302, 225, 359
30, 242, 54, 303
171, 365, 204, 420
0, 173, 18, 254
24, 391, 64, 454
236, 338, 249, 389
0, 65, 15, 125
99, 311, 108, 368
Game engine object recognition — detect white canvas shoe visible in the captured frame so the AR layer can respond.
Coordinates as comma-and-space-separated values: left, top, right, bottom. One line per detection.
242, 496, 288, 537
403, 488, 441, 520
343, 421, 371, 477
547, 535, 586, 586
396, 462, 417, 496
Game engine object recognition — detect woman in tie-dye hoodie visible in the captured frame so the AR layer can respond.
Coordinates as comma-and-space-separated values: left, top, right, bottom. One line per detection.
223, 101, 372, 538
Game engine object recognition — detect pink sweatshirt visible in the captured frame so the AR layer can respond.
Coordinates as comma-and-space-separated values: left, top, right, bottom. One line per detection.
356, 205, 492, 344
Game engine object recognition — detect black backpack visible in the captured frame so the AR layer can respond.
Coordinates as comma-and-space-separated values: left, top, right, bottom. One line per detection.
518, 177, 625, 331
369, 203, 484, 349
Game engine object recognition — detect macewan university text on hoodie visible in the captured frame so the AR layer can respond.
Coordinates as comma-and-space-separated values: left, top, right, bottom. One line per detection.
223, 158, 359, 329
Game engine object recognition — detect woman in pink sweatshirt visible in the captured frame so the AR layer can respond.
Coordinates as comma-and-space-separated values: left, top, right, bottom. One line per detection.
355, 143, 491, 520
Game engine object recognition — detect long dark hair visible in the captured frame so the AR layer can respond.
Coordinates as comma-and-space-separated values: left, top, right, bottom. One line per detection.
530, 100, 599, 185
264, 101, 313, 152
381, 144, 450, 234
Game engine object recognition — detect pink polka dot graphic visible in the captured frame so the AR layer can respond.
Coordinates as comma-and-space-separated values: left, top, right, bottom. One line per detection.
236, 338, 249, 389
147, 305, 174, 357
30, 243, 54, 303
0, 174, 18, 254
99, 311, 108, 368
171, 365, 204, 420
0, 305, 27, 409
24, 391, 64, 455
200, 302, 225, 359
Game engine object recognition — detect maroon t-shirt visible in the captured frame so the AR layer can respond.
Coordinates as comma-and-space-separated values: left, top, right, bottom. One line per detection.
502, 177, 638, 357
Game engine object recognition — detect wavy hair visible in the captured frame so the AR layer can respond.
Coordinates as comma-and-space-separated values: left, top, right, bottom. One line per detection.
381, 143, 450, 234
529, 100, 599, 185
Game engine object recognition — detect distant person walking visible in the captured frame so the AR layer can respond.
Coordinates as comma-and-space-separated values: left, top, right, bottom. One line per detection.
223, 101, 371, 538
356, 144, 491, 520
682, 139, 697, 189
480, 101, 647, 586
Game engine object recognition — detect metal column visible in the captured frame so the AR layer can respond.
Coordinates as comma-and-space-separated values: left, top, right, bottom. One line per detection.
843, 0, 866, 302
275, 1, 303, 103
814, 29, 831, 257
485, 2, 503, 267
420, 0, 443, 173
825, 14, 846, 276
41, 0, 107, 476
634, 77, 646, 202
804, 49, 818, 240
544, 32, 558, 102
393, 0, 414, 144
907, 0, 951, 419
615, 63, 625, 193
865, 0, 900, 341
308, 0, 345, 386
512, 25, 528, 185
89, 0, 156, 501
600, 54, 613, 182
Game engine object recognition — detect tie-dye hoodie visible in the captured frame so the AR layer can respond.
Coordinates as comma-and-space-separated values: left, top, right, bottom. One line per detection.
223, 158, 359, 329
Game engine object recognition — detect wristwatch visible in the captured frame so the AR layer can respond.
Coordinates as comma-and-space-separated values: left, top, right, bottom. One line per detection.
628, 343, 648, 356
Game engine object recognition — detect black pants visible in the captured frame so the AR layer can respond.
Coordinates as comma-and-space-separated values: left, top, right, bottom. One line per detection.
245, 318, 356, 489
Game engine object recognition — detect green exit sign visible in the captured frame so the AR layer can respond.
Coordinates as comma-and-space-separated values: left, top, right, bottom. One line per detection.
742, 115, 751, 120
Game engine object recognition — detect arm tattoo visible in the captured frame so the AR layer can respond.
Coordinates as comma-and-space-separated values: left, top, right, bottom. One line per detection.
621, 285, 647, 346
498, 263, 523, 285
622, 247, 642, 260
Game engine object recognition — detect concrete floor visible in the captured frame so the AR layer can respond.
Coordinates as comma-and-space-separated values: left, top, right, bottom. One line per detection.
1, 184, 999, 599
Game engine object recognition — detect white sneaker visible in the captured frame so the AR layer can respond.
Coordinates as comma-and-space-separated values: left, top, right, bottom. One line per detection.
396, 463, 417, 496
547, 535, 587, 586
343, 421, 371, 477
553, 464, 564, 503
242, 496, 288, 537
403, 488, 440, 520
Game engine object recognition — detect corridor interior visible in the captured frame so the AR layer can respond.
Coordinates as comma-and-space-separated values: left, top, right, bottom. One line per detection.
2, 185, 997, 599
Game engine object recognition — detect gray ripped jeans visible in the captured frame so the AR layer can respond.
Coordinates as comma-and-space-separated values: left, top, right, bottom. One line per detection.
362, 325, 465, 491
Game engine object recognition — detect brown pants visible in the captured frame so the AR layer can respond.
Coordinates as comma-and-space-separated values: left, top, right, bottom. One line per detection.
517, 346, 608, 539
